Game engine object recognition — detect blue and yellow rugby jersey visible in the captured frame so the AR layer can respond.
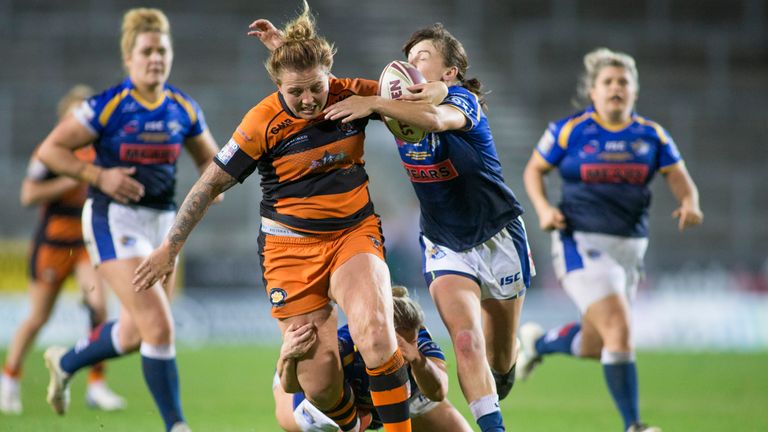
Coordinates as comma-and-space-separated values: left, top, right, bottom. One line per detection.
337, 324, 445, 427
536, 106, 683, 237
396, 85, 524, 251
74, 78, 207, 210
215, 78, 378, 233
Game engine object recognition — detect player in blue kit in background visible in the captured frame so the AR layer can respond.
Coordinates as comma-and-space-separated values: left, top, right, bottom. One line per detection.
519, 48, 703, 432
324, 23, 534, 432
36, 8, 220, 432
273, 285, 472, 432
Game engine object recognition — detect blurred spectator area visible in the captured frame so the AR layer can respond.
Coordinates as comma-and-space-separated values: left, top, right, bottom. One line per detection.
0, 0, 766, 289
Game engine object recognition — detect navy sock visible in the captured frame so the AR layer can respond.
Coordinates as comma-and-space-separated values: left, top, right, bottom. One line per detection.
60, 320, 119, 375
141, 344, 184, 431
602, 352, 639, 430
471, 394, 505, 432
477, 411, 505, 432
535, 322, 581, 356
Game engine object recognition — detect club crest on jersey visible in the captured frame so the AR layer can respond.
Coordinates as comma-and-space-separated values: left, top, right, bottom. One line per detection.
427, 246, 446, 260
269, 288, 288, 307
120, 235, 136, 247
631, 139, 650, 156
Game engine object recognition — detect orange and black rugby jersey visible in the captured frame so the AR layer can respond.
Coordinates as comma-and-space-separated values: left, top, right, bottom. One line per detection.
215, 77, 380, 233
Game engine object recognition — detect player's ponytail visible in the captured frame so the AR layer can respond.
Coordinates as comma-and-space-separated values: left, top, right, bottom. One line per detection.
574, 47, 639, 108
266, 0, 336, 84
392, 285, 425, 332
403, 23, 488, 111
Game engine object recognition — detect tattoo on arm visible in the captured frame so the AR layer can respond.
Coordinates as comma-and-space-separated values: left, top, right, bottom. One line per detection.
167, 166, 237, 257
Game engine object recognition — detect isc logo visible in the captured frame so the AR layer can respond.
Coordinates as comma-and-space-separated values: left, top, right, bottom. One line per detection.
499, 272, 521, 286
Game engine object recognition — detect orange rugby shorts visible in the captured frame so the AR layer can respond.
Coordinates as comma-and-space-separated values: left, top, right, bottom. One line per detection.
29, 243, 89, 288
259, 215, 386, 318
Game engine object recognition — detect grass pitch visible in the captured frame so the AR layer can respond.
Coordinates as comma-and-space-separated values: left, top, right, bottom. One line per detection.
1, 346, 765, 431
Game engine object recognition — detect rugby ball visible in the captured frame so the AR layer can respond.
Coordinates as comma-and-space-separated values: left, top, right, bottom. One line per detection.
378, 61, 428, 143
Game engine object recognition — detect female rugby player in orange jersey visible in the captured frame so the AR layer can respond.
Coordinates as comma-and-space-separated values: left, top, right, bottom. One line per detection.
134, 3, 447, 432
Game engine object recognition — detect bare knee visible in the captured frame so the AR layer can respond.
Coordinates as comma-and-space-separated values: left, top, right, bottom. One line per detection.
349, 312, 396, 365
454, 329, 484, 362
140, 323, 174, 346
599, 318, 631, 352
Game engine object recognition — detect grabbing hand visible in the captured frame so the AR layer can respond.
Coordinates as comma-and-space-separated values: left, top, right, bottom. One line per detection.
247, 19, 284, 52
396, 333, 421, 364
323, 96, 375, 123
281, 323, 317, 360
98, 166, 145, 204
401, 81, 448, 104
132, 243, 176, 292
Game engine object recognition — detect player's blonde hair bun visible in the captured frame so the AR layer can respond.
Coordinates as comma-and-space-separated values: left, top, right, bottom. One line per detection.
392, 285, 425, 332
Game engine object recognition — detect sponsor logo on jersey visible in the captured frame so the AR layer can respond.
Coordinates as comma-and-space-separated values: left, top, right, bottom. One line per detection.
536, 130, 555, 154
120, 236, 136, 247
138, 132, 171, 143
122, 119, 139, 134
236, 127, 252, 142
270, 118, 294, 135
144, 120, 164, 131
269, 288, 288, 307
604, 140, 627, 152
402, 160, 458, 183
120, 143, 181, 164
579, 140, 600, 158
76, 101, 95, 122
445, 94, 475, 118
216, 139, 240, 165
310, 151, 347, 170
580, 163, 649, 184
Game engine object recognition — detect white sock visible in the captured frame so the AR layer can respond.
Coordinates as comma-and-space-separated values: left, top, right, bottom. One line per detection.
469, 393, 500, 420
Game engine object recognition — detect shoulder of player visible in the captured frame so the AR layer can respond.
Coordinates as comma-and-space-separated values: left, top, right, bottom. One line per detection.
328, 77, 378, 99
237, 93, 298, 142
546, 109, 592, 147
632, 114, 671, 143
163, 84, 200, 107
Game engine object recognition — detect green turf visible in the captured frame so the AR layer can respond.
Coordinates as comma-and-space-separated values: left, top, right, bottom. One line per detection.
1, 346, 766, 431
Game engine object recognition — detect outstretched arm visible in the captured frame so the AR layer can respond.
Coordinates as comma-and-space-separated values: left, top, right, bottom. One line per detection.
323, 83, 458, 133
663, 162, 703, 231
132, 163, 236, 291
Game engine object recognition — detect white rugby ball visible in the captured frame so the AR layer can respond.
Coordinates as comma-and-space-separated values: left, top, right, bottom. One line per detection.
378, 61, 428, 143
